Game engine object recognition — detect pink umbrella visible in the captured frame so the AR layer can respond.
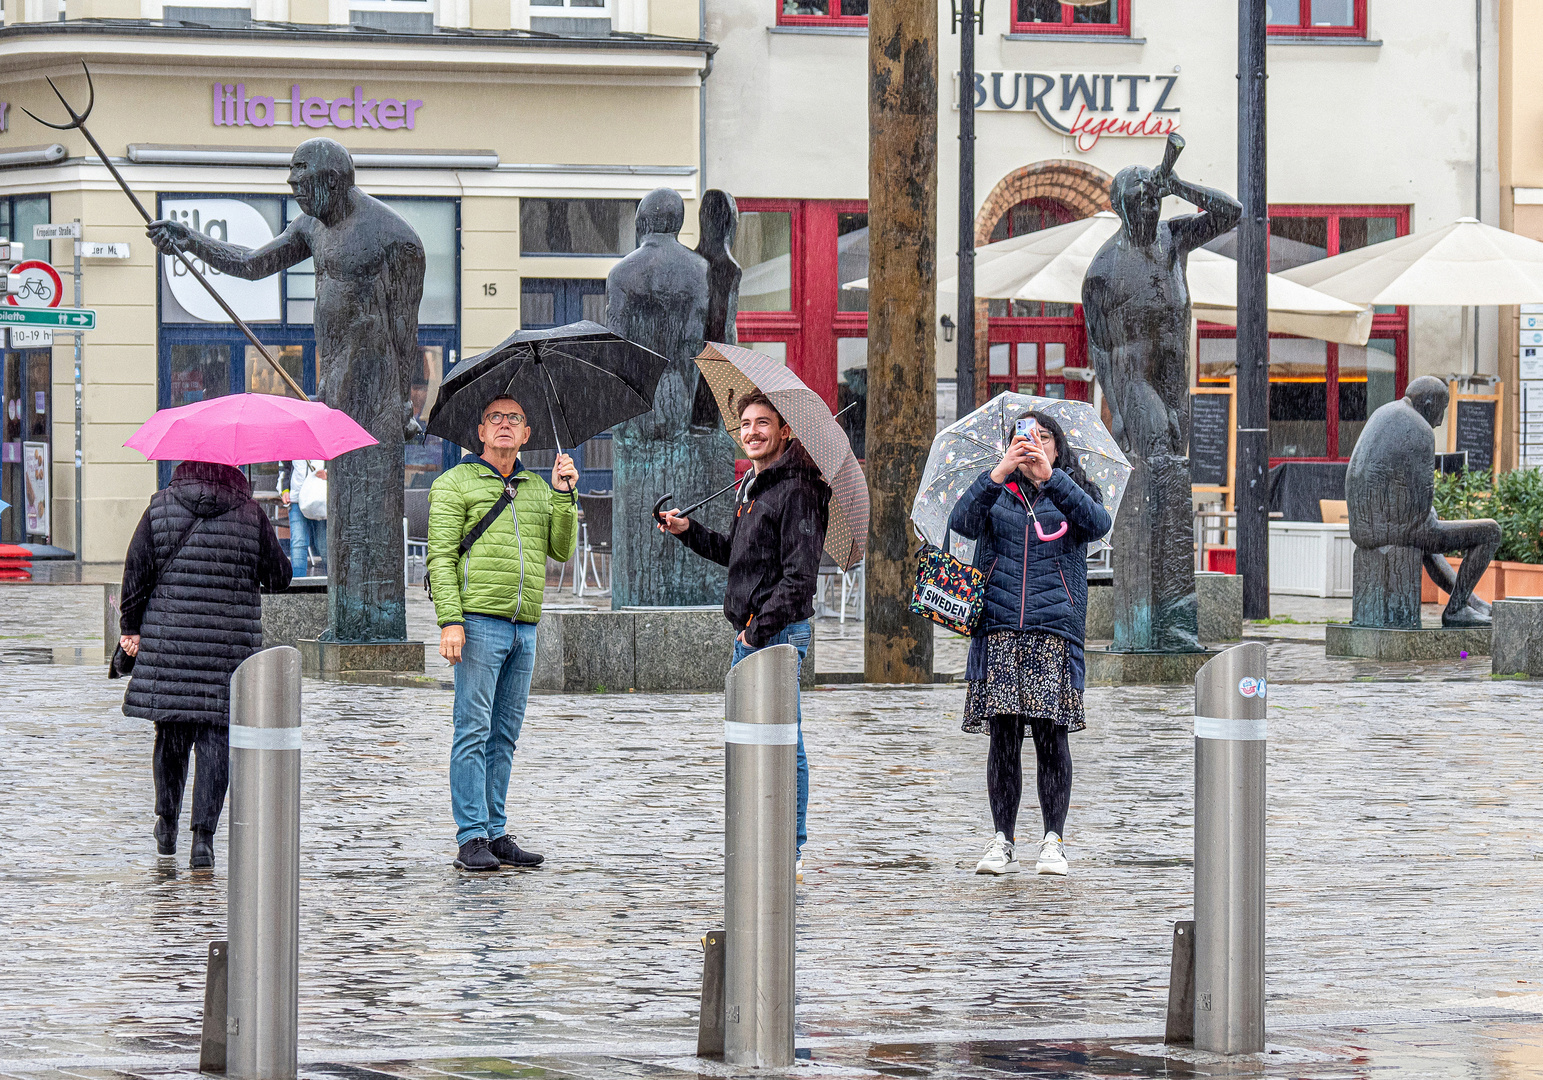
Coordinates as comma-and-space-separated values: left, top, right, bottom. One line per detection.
125, 393, 378, 465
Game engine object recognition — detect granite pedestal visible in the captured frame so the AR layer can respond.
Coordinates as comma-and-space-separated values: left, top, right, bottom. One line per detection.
1491, 598, 1543, 676
299, 638, 426, 676
1325, 623, 1490, 661
1085, 646, 1222, 686
1086, 572, 1243, 643
532, 607, 812, 693
260, 585, 329, 649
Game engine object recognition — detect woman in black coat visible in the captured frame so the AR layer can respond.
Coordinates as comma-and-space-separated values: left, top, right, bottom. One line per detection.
117, 460, 292, 869
948, 411, 1112, 879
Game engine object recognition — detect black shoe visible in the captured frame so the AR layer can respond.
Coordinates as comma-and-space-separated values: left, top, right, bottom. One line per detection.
155, 816, 177, 856
487, 834, 544, 868
453, 837, 500, 872
190, 829, 215, 870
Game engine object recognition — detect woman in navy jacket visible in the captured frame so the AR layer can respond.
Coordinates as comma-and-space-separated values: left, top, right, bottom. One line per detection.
948, 411, 1112, 877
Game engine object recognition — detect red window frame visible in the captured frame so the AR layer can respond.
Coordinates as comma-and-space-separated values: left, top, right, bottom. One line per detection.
775, 0, 867, 28
1010, 0, 1130, 37
735, 198, 867, 411
1266, 0, 1366, 38
1198, 202, 1409, 463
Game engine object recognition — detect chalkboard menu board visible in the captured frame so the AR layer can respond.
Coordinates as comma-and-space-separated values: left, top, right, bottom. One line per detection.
1189, 392, 1231, 488
1453, 399, 1497, 475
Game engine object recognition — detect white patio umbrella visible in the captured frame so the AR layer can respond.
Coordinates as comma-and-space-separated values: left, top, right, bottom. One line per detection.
1278, 216, 1543, 306
848, 211, 1372, 345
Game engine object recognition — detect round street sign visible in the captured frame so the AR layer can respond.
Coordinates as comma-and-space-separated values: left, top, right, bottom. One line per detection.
5, 260, 64, 308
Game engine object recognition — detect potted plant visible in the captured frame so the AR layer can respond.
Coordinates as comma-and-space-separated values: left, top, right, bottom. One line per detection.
1425, 467, 1543, 602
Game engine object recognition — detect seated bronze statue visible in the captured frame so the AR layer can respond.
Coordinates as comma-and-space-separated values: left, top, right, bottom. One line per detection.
1346, 375, 1500, 628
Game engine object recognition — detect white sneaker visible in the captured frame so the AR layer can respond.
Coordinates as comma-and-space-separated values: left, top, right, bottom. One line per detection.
795, 857, 804, 883
1035, 832, 1068, 876
975, 832, 1020, 875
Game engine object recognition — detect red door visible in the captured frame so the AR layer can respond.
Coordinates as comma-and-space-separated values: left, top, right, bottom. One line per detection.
985, 315, 1089, 401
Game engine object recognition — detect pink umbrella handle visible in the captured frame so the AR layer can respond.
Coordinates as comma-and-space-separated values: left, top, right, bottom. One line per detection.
1034, 520, 1068, 542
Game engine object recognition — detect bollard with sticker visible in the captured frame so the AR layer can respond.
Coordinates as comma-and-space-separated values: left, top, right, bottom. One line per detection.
226, 646, 301, 1080
1191, 641, 1266, 1055
721, 643, 797, 1068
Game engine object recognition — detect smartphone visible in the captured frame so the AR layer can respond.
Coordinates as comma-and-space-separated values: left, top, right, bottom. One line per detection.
1015, 417, 1037, 441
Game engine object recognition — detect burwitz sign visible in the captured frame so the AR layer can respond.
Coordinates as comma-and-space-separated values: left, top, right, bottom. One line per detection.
956, 70, 1180, 152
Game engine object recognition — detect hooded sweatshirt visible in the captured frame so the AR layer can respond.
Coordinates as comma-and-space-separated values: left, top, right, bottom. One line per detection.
120, 460, 292, 726
677, 440, 831, 648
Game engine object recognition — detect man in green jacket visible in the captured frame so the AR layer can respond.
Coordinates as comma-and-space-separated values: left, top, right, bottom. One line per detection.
428, 395, 578, 871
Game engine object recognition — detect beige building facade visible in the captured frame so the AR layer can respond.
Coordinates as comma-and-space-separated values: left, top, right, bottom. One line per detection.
1500, 0, 1543, 470
0, 7, 707, 557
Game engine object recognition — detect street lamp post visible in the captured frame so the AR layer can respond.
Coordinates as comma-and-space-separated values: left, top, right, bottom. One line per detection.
955, 0, 979, 418
1236, 0, 1270, 619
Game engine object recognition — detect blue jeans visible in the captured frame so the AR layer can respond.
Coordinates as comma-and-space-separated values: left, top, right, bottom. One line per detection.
287, 502, 327, 575
451, 615, 539, 847
732, 619, 811, 855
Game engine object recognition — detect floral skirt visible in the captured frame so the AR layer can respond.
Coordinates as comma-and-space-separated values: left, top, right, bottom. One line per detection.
962, 630, 1085, 735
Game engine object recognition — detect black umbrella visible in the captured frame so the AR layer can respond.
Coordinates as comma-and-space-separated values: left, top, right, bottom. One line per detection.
425, 321, 670, 467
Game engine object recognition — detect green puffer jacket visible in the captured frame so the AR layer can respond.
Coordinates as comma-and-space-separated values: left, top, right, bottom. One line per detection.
427, 454, 578, 627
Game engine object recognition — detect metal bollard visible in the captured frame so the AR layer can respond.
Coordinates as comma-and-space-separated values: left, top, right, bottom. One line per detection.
722, 643, 798, 1068
1192, 641, 1267, 1055
227, 646, 302, 1080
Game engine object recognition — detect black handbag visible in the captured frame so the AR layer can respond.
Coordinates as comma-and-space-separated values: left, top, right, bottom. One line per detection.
108, 517, 207, 680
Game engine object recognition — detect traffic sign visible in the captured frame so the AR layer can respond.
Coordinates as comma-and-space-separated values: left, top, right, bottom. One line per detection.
5, 260, 64, 308
0, 307, 96, 329
78, 241, 130, 260
7, 327, 53, 348
33, 222, 81, 241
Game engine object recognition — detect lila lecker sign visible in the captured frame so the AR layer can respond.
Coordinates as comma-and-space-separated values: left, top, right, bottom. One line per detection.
212, 83, 424, 130
957, 71, 1179, 152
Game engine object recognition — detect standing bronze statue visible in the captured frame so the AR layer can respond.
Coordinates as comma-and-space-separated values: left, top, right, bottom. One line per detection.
1082, 134, 1241, 653
606, 187, 739, 607
1346, 376, 1500, 628
148, 137, 426, 644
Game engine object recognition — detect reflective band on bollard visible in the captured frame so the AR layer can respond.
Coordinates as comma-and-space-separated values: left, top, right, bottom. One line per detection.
722, 643, 798, 1068
1193, 641, 1267, 1055
227, 646, 302, 1080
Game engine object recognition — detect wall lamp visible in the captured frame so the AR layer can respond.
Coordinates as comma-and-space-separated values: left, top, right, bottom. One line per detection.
940, 314, 956, 342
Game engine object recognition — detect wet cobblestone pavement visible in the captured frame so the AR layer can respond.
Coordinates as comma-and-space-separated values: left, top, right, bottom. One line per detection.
2, 583, 1542, 1078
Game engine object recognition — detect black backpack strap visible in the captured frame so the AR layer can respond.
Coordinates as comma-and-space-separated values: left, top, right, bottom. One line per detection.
458, 481, 514, 557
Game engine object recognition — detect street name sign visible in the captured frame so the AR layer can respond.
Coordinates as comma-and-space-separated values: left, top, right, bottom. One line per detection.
0, 307, 96, 329
78, 241, 130, 259
33, 223, 82, 240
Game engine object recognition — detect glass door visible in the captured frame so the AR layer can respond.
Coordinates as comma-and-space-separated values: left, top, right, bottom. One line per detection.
986, 318, 1089, 402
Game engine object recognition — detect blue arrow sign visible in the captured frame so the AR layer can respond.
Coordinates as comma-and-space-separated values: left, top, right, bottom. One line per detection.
0, 307, 96, 329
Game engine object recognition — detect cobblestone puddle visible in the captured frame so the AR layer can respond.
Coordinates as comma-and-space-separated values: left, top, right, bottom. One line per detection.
2, 649, 1541, 1066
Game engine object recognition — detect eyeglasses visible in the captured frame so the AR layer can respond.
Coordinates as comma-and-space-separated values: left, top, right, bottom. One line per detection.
483, 411, 525, 427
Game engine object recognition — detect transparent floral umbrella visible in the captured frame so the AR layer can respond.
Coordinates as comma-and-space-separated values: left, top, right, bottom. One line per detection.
910, 393, 1131, 556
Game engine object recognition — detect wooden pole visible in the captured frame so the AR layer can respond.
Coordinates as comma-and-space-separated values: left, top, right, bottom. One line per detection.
866, 0, 938, 684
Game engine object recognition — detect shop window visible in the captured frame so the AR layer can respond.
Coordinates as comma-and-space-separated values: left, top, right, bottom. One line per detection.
836, 337, 867, 457
520, 199, 637, 257
521, 278, 606, 328
388, 199, 459, 325
777, 0, 866, 29
836, 212, 868, 314
734, 210, 796, 312
1012, 0, 1129, 36
0, 194, 51, 253
246, 345, 304, 397
1266, 0, 1366, 36
1199, 203, 1407, 461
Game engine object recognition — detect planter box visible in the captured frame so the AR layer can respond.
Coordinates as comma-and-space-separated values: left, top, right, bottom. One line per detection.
1268, 521, 1354, 598
1421, 558, 1541, 603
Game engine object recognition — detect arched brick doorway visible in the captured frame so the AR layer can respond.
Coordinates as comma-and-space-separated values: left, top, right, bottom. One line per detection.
967, 161, 1114, 408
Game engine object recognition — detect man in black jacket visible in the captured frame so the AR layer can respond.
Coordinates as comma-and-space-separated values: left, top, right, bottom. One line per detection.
659, 392, 830, 874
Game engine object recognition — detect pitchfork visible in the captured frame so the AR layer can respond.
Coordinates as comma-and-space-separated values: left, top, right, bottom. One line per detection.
24, 63, 306, 400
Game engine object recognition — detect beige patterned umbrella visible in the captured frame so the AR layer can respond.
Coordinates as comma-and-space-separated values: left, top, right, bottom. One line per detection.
694, 342, 869, 571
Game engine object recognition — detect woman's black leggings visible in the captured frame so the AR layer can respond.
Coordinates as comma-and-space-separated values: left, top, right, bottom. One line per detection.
987, 714, 1071, 841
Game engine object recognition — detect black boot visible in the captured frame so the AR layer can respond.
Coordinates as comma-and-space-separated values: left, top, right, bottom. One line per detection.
190, 829, 215, 870
154, 816, 177, 856
453, 837, 500, 872
487, 834, 544, 868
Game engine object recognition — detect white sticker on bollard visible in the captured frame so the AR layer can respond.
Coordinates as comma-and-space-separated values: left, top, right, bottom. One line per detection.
724, 721, 799, 746
228, 725, 302, 750
1194, 715, 1267, 741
